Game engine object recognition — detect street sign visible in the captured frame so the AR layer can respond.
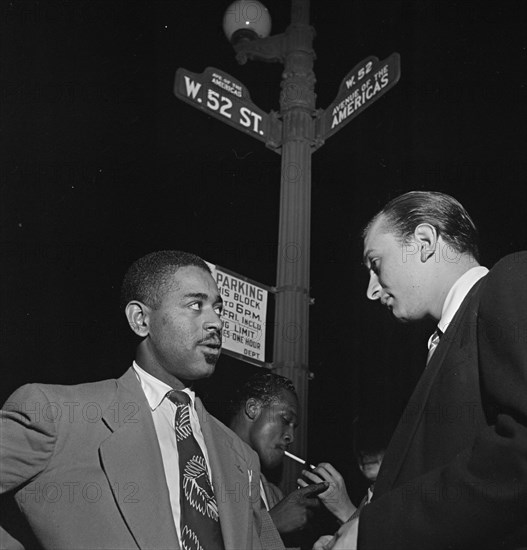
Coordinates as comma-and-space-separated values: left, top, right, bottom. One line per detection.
317, 53, 401, 142
206, 261, 272, 367
175, 67, 275, 145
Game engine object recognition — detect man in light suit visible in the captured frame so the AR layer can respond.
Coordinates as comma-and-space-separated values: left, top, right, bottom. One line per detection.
316, 192, 527, 550
229, 372, 327, 543
0, 250, 285, 550
230, 372, 354, 548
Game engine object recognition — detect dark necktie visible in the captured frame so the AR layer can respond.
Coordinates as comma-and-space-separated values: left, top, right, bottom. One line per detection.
426, 328, 442, 365
167, 390, 225, 550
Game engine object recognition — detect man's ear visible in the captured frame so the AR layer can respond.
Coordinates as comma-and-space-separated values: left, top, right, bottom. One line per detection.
125, 301, 150, 337
245, 398, 262, 421
414, 223, 438, 262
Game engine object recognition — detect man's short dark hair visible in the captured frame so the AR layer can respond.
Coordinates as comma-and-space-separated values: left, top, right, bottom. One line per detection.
120, 250, 211, 310
363, 191, 480, 261
231, 372, 297, 415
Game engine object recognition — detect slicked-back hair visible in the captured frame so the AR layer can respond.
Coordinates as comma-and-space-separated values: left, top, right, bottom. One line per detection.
120, 250, 211, 310
231, 372, 297, 416
363, 191, 480, 261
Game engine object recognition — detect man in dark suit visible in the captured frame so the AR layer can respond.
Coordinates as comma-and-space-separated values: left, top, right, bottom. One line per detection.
316, 191, 527, 549
0, 250, 285, 550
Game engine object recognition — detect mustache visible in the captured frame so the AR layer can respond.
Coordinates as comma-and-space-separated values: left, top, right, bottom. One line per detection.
198, 334, 222, 346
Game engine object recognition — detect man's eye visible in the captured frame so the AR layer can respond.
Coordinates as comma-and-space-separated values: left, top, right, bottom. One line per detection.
214, 305, 223, 315
189, 302, 201, 311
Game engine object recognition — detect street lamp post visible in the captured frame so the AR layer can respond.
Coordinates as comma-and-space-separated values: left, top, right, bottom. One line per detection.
176, 0, 400, 492
231, 0, 316, 492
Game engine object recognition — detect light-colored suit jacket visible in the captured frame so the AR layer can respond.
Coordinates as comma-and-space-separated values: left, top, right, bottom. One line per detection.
261, 473, 284, 510
0, 368, 285, 550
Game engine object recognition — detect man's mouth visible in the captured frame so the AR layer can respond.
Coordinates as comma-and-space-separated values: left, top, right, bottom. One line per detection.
200, 339, 222, 352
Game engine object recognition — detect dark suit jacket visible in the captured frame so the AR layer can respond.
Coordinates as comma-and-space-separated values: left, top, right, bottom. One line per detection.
0, 368, 285, 550
359, 252, 527, 549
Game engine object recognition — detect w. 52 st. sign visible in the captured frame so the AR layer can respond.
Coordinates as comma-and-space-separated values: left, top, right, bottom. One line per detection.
175, 54, 399, 150
174, 67, 280, 145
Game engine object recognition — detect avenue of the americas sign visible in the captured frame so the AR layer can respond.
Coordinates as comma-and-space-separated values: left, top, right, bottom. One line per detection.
206, 262, 270, 366
318, 53, 401, 142
175, 67, 271, 144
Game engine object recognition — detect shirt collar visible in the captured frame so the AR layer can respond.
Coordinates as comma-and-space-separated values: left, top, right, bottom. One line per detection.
132, 361, 196, 411
437, 265, 489, 334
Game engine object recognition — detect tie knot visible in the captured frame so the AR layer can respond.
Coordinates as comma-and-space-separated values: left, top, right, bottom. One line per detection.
426, 327, 443, 365
167, 390, 191, 407
429, 328, 442, 347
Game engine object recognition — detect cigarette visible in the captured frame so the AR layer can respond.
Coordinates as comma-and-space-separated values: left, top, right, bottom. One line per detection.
284, 450, 316, 470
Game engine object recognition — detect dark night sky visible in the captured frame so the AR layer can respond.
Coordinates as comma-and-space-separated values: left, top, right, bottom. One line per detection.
1, 0, 526, 493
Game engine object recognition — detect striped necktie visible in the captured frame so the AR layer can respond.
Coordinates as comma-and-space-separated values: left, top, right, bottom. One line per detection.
168, 390, 225, 550
426, 328, 442, 365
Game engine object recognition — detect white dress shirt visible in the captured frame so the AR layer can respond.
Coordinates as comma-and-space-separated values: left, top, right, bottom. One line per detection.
132, 361, 213, 544
260, 479, 270, 511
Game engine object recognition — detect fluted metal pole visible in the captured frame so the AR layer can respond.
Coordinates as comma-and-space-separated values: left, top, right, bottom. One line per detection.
273, 0, 316, 493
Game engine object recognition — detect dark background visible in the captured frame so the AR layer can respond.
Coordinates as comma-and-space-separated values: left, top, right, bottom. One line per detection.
2, 0, 526, 504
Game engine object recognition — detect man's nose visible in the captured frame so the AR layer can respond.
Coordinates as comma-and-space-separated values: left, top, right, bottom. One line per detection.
204, 309, 223, 333
284, 428, 295, 445
366, 272, 381, 301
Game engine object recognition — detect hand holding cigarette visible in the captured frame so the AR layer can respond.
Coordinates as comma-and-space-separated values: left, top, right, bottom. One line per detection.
297, 461, 356, 523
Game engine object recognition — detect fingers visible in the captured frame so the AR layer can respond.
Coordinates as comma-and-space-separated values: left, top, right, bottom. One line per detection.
300, 481, 329, 497
301, 469, 324, 484
303, 468, 336, 490
296, 478, 328, 501
314, 462, 342, 481
313, 535, 335, 550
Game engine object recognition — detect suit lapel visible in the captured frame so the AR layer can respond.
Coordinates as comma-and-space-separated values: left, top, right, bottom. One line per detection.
194, 397, 254, 550
374, 330, 456, 496
374, 281, 483, 496
99, 368, 179, 550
